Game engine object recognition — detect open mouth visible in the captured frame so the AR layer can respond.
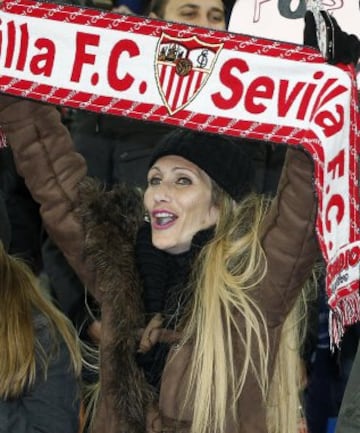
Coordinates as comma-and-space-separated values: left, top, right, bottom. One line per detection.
152, 211, 178, 228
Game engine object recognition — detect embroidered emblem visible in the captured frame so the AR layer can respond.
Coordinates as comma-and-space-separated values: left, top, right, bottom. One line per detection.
155, 33, 223, 114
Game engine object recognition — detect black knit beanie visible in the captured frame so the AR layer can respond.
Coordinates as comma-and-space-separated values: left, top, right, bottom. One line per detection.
149, 129, 255, 202
0, 194, 11, 251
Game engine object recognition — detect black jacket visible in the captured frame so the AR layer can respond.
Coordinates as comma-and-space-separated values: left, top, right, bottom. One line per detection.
0, 313, 80, 433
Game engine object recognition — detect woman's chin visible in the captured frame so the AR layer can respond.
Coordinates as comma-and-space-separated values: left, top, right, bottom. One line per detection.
151, 237, 189, 255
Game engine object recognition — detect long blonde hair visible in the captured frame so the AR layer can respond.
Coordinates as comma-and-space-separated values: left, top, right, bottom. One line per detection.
0, 241, 82, 399
181, 188, 306, 433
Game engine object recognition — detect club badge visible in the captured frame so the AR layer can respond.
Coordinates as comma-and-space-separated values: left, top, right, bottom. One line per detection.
155, 33, 223, 114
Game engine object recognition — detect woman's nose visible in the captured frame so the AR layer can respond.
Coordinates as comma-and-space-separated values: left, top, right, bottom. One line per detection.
153, 182, 171, 203
194, 15, 209, 28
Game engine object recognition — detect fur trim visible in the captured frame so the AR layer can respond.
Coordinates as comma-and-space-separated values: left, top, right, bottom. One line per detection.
77, 178, 153, 432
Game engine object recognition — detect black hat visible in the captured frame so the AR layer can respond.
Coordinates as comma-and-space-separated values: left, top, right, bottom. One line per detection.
149, 129, 255, 202
0, 194, 11, 251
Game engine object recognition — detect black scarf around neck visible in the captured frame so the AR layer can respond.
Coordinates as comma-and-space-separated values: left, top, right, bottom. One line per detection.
135, 223, 214, 390
135, 222, 214, 321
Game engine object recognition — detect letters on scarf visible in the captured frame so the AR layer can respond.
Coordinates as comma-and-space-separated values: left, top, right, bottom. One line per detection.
0, 0, 359, 346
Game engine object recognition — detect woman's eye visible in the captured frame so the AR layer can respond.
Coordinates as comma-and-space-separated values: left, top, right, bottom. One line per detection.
180, 11, 196, 19
176, 177, 192, 185
148, 177, 161, 186
209, 12, 225, 23
209, 12, 224, 22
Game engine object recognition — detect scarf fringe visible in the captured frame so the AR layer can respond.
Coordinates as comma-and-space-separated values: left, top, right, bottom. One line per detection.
329, 291, 360, 349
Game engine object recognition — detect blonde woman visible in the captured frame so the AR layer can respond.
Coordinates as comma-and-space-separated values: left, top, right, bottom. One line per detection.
0, 217, 82, 433
0, 12, 357, 433
0, 88, 317, 433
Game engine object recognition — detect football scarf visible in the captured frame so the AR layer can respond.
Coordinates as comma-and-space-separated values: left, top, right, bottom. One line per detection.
0, 0, 359, 346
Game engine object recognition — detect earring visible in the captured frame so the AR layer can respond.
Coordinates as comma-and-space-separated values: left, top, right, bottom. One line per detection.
144, 212, 150, 223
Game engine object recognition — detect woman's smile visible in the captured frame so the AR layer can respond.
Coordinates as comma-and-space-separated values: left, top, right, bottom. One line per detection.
144, 155, 219, 254
151, 209, 178, 229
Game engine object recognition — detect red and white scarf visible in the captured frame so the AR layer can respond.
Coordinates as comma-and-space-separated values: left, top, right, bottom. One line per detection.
0, 0, 359, 346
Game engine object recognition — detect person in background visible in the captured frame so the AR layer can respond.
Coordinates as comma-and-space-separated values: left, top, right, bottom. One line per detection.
0, 195, 82, 433
302, 272, 356, 433
0, 147, 43, 275
112, 0, 147, 15
147, 0, 226, 28
336, 326, 360, 433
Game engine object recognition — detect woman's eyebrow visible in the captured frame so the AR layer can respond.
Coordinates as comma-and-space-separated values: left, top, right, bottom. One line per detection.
178, 4, 199, 9
148, 166, 161, 174
173, 165, 198, 172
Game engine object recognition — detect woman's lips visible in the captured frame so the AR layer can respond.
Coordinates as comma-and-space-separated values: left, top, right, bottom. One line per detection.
151, 210, 178, 230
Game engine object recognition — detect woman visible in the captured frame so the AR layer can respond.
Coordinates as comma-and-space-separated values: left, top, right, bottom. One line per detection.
0, 196, 82, 433
0, 91, 318, 433
147, 0, 227, 29
1, 11, 358, 433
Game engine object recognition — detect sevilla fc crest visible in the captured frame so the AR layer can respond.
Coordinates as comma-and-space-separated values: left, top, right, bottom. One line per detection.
155, 33, 223, 114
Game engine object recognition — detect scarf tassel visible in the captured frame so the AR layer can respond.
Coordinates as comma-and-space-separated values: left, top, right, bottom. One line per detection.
329, 291, 360, 349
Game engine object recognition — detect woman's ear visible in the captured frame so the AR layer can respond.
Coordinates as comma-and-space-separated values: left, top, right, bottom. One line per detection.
209, 204, 220, 226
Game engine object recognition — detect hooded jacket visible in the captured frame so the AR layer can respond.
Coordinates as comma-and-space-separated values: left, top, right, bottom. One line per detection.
0, 95, 319, 433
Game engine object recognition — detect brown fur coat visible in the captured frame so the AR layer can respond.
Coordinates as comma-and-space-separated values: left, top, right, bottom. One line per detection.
77, 178, 154, 432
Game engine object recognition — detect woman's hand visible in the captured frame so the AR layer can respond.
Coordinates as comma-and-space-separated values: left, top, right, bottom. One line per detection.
304, 10, 360, 66
138, 313, 164, 353
87, 320, 102, 344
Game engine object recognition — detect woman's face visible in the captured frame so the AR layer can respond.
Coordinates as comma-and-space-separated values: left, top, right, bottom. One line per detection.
152, 0, 226, 30
144, 155, 219, 254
